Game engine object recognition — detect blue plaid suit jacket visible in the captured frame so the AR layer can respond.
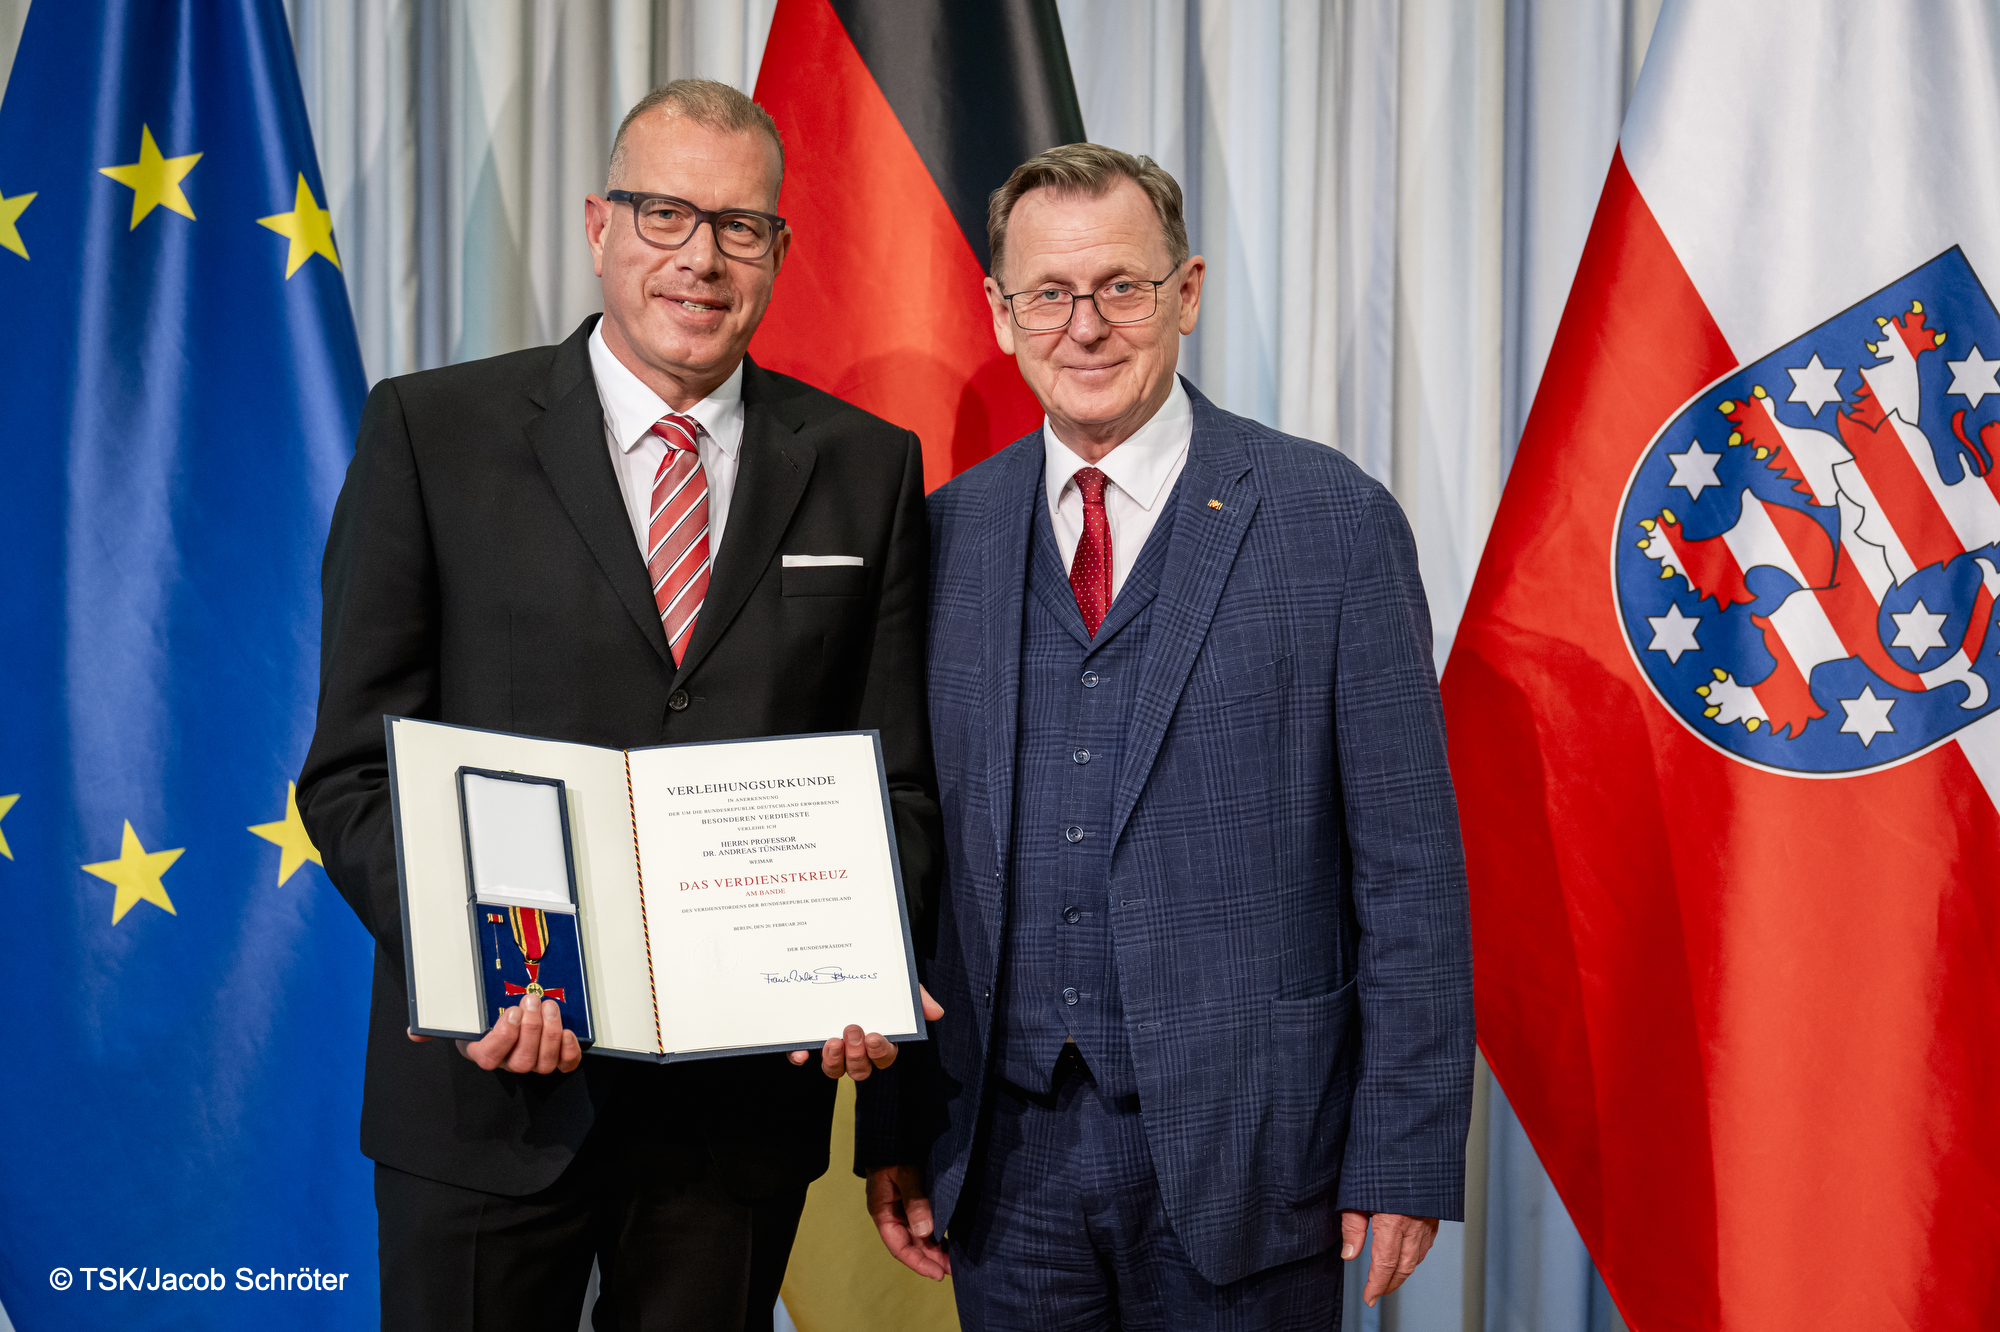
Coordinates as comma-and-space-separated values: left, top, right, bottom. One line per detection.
871, 381, 1473, 1286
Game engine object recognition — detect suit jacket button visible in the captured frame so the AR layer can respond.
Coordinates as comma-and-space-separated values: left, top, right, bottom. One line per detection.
1064, 826, 1084, 843
1081, 671, 1100, 688
668, 689, 690, 712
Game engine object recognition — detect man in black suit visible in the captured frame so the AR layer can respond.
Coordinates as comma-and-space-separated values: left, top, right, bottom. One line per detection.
297, 79, 939, 1332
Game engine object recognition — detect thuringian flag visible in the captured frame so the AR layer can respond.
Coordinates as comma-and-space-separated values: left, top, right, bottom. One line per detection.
0, 2, 372, 1328
749, 0, 1085, 490
1446, 2, 2000, 1327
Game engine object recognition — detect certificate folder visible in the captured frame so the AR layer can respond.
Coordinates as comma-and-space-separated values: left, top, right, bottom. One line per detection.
386, 717, 925, 1062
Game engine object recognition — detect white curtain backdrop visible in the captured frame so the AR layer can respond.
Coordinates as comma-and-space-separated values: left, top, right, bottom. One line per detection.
0, 0, 24, 107
0, 1, 1665, 1327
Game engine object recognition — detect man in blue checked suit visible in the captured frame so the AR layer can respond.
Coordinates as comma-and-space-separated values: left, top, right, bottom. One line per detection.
858, 142, 1475, 1330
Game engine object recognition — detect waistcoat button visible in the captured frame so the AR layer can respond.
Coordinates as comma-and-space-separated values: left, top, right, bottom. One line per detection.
1062, 987, 1079, 1005
1064, 825, 1084, 843
1063, 906, 1081, 924
1073, 748, 1090, 764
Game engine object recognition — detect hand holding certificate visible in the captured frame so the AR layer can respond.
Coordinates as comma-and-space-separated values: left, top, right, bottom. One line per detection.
386, 719, 926, 1066
789, 984, 946, 1078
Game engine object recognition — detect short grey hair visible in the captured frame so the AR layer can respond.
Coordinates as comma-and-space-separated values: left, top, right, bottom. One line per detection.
986, 143, 1190, 285
608, 79, 785, 189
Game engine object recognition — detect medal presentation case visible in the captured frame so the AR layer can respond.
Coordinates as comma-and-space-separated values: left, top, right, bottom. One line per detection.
457, 768, 593, 1043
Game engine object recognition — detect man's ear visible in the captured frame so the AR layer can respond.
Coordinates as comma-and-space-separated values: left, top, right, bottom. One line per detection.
585, 195, 611, 277
1176, 255, 1206, 337
770, 226, 793, 277
984, 276, 1018, 356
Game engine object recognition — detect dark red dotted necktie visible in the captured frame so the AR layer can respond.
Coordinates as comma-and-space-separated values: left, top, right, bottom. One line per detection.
1070, 466, 1112, 636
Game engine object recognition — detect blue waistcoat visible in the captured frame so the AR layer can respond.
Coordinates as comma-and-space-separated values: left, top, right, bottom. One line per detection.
993, 486, 1179, 1098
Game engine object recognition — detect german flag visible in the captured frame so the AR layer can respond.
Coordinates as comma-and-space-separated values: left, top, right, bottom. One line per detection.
750, 0, 1085, 489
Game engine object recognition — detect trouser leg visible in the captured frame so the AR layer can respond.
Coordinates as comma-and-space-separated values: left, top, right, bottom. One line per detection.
741, 1184, 811, 1332
590, 1166, 810, 1331
586, 1073, 814, 1332
376, 1057, 824, 1332
376, 1161, 597, 1332
1080, 1053, 1342, 1332
954, 1045, 1345, 1332
952, 1049, 1116, 1331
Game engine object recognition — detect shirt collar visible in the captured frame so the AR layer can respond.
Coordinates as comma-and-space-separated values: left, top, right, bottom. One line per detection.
1042, 376, 1194, 514
589, 320, 745, 457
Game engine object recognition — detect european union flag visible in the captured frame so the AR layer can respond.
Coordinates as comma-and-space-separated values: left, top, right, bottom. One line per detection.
0, 2, 373, 1327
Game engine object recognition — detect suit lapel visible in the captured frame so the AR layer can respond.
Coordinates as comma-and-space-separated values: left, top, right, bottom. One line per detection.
1110, 385, 1258, 848
672, 358, 815, 683
1026, 498, 1095, 651
526, 318, 673, 667
982, 437, 1044, 924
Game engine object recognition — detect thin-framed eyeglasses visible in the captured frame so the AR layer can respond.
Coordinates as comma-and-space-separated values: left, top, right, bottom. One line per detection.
1001, 260, 1184, 331
606, 190, 787, 261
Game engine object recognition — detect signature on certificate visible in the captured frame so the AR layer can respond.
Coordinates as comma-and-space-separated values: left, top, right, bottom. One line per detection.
760, 966, 880, 985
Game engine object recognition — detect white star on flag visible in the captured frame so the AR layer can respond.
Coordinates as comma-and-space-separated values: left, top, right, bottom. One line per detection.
1889, 599, 1949, 662
1665, 440, 1722, 501
1785, 353, 1845, 415
1645, 603, 1702, 663
1837, 686, 1897, 748
1946, 345, 2000, 409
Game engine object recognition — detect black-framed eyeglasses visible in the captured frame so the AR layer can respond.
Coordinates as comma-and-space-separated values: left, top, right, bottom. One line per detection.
1001, 260, 1184, 331
606, 190, 787, 261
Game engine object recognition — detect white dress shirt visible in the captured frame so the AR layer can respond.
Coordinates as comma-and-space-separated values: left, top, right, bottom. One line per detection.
588, 320, 746, 565
1043, 377, 1194, 600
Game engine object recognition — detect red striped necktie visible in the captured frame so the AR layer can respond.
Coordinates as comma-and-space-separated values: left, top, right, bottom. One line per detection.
647, 413, 710, 665
1070, 466, 1112, 636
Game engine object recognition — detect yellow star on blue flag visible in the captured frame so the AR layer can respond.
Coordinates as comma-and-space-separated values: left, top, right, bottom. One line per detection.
258, 173, 341, 278
80, 821, 183, 924
99, 124, 201, 229
248, 781, 323, 885
0, 189, 33, 260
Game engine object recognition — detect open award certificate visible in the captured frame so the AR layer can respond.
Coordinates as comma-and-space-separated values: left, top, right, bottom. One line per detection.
385, 717, 925, 1061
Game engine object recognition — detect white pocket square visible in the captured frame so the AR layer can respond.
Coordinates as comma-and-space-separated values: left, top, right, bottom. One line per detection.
781, 555, 864, 567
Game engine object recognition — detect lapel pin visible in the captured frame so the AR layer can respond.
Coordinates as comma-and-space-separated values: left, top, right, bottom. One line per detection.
1207, 499, 1223, 510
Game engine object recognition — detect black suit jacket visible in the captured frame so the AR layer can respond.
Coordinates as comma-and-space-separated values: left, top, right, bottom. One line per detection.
298, 316, 939, 1198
